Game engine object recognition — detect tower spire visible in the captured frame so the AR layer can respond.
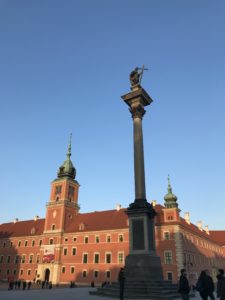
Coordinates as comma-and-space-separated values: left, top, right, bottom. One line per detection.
57, 134, 76, 179
164, 175, 178, 208
167, 174, 172, 194
67, 133, 72, 158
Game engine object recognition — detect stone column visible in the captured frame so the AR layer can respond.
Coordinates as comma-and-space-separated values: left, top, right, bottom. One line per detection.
121, 82, 163, 281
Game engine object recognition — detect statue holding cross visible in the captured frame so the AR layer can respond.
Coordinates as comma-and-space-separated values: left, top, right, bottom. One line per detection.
129, 65, 148, 89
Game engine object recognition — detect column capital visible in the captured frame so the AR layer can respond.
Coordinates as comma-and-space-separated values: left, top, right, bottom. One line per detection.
129, 103, 146, 119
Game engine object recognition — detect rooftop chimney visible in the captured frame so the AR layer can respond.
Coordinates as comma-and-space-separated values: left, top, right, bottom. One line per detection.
197, 221, 203, 231
184, 212, 190, 224
13, 218, 19, 224
151, 200, 156, 207
116, 204, 122, 211
34, 215, 39, 221
205, 225, 210, 235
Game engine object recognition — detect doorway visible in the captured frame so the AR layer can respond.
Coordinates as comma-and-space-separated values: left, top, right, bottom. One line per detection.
44, 268, 50, 282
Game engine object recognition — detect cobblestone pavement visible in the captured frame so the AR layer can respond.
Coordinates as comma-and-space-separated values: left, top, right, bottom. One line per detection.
0, 286, 216, 300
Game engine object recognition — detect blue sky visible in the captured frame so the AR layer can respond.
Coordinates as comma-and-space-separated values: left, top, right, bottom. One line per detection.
0, 0, 225, 229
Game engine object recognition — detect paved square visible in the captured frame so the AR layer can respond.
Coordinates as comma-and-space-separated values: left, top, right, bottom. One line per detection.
0, 286, 210, 300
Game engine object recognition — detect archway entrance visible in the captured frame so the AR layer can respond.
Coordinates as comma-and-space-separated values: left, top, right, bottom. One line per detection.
44, 268, 50, 282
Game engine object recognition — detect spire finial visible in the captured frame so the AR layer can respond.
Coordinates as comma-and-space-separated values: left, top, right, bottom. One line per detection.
67, 133, 72, 158
167, 174, 172, 193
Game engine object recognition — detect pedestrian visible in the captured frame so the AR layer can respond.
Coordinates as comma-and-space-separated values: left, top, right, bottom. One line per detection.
49, 281, 52, 289
41, 280, 45, 289
118, 267, 125, 300
22, 281, 27, 290
178, 268, 190, 300
14, 280, 18, 289
17, 280, 21, 289
28, 281, 31, 290
217, 269, 225, 300
196, 270, 215, 300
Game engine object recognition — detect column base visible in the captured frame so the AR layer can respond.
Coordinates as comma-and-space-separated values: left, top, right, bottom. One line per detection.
125, 253, 163, 281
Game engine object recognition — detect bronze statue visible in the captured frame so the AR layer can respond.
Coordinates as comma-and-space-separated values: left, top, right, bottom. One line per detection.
129, 65, 148, 88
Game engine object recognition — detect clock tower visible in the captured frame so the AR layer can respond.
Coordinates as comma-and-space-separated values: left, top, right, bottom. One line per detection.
44, 140, 80, 233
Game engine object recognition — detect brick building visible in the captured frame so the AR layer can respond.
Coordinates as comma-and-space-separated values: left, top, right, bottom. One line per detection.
0, 144, 225, 285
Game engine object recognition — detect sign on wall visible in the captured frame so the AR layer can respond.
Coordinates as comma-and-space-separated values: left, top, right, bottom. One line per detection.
43, 245, 55, 263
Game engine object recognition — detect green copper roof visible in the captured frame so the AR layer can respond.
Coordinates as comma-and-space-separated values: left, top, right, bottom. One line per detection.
164, 175, 178, 208
57, 135, 76, 179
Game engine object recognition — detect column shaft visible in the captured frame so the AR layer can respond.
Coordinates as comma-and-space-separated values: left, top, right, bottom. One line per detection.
133, 117, 146, 200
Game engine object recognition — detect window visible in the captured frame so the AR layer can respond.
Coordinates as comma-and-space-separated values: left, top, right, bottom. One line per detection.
21, 255, 26, 263
106, 270, 111, 279
82, 270, 87, 278
10, 242, 13, 247
62, 267, 66, 274
68, 186, 74, 197
106, 253, 111, 264
167, 216, 173, 220
95, 236, 100, 243
164, 231, 170, 240
94, 270, 99, 278
84, 236, 89, 244
18, 240, 21, 247
15, 256, 20, 264
63, 248, 68, 256
25, 240, 28, 247
164, 251, 173, 264
7, 269, 10, 275
27, 269, 31, 276
55, 185, 62, 195
83, 253, 88, 264
7, 256, 11, 263
0, 256, 3, 263
118, 252, 124, 264
118, 234, 124, 242
49, 238, 54, 245
36, 255, 40, 263
71, 267, 75, 274
39, 240, 42, 246
106, 235, 111, 243
52, 224, 56, 230
64, 237, 68, 242
20, 269, 24, 275
32, 240, 35, 246
29, 255, 33, 263
72, 248, 76, 256
167, 272, 173, 281
94, 253, 99, 264
13, 269, 17, 275
3, 242, 6, 248
73, 237, 77, 242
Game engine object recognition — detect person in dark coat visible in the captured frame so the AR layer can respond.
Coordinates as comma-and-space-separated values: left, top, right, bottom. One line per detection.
17, 280, 21, 289
22, 281, 27, 290
27, 281, 31, 290
118, 267, 125, 300
217, 269, 225, 300
196, 270, 215, 300
178, 269, 190, 300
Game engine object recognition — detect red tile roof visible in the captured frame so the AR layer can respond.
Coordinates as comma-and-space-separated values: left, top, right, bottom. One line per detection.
65, 208, 128, 233
0, 219, 45, 238
209, 231, 225, 246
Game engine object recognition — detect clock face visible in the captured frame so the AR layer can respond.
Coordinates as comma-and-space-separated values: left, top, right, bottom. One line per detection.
53, 210, 57, 219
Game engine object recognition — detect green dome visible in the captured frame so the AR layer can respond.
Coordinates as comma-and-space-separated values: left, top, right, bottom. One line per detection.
164, 175, 178, 208
57, 139, 76, 179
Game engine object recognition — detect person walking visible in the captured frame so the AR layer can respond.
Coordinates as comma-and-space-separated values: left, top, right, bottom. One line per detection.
28, 281, 32, 290
178, 269, 190, 300
118, 267, 125, 300
22, 281, 27, 290
217, 269, 225, 300
196, 270, 215, 300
